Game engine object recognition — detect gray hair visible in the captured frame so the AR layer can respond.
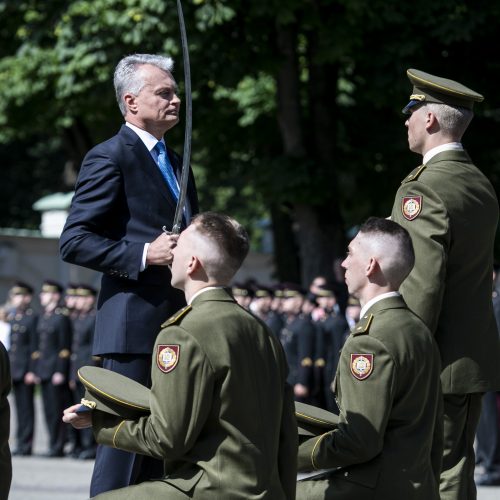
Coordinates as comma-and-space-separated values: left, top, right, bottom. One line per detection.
425, 102, 473, 139
113, 54, 174, 116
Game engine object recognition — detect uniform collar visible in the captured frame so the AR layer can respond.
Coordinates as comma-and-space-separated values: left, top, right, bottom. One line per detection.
360, 291, 401, 318
423, 142, 463, 165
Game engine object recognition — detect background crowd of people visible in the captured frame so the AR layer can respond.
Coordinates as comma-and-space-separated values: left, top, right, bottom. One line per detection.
0, 280, 99, 460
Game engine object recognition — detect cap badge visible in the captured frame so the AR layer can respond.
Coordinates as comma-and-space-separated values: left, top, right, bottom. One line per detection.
157, 344, 180, 373
402, 195, 422, 221
350, 354, 374, 380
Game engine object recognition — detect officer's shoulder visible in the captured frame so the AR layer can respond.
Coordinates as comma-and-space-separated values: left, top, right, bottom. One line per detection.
401, 164, 427, 184
351, 313, 374, 336
161, 305, 192, 328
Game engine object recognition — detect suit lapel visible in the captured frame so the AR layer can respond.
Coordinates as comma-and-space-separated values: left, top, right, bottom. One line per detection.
119, 125, 177, 210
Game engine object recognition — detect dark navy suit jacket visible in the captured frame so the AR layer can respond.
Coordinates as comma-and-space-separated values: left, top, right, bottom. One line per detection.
60, 125, 198, 356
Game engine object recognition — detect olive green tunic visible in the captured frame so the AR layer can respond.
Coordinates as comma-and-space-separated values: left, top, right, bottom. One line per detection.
391, 149, 500, 394
92, 288, 298, 499
296, 296, 442, 500
0, 341, 11, 500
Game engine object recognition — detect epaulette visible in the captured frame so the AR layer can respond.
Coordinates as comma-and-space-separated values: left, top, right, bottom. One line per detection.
401, 164, 426, 184
58, 349, 71, 359
352, 313, 374, 336
161, 304, 192, 328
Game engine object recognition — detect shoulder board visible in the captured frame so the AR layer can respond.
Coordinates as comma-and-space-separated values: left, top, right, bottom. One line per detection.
161, 304, 192, 328
401, 164, 426, 184
352, 314, 374, 336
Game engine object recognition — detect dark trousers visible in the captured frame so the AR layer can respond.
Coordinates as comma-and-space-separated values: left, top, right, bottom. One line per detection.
12, 380, 34, 453
440, 393, 483, 500
89, 354, 164, 498
476, 391, 500, 471
40, 380, 67, 454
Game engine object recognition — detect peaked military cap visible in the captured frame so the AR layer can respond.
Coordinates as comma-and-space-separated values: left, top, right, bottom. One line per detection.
41, 280, 63, 294
282, 283, 306, 298
11, 281, 34, 295
295, 401, 338, 437
75, 284, 97, 297
402, 68, 484, 114
65, 283, 79, 296
77, 366, 151, 418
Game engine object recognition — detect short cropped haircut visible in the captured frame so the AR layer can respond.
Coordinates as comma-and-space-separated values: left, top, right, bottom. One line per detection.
425, 102, 473, 138
191, 212, 250, 282
114, 54, 174, 116
358, 217, 415, 287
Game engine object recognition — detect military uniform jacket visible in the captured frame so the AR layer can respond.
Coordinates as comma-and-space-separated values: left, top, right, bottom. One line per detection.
391, 150, 500, 394
297, 296, 442, 499
93, 288, 298, 499
70, 310, 96, 382
0, 341, 11, 500
7, 308, 37, 381
33, 309, 72, 381
281, 314, 315, 387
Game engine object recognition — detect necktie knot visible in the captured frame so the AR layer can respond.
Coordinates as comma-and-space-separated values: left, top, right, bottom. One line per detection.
155, 141, 166, 154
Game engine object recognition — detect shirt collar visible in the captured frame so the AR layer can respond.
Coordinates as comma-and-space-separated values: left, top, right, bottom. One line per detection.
126, 122, 164, 152
423, 142, 463, 165
360, 291, 400, 318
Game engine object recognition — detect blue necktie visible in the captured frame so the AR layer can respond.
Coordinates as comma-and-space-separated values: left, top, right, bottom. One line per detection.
154, 142, 179, 200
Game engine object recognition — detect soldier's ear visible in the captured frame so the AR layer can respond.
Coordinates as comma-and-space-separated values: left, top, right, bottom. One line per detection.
186, 255, 202, 277
365, 257, 378, 277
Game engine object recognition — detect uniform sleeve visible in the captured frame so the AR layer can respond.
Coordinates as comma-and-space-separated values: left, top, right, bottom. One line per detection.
391, 181, 450, 332
93, 326, 214, 460
56, 314, 72, 375
59, 150, 144, 280
297, 335, 396, 471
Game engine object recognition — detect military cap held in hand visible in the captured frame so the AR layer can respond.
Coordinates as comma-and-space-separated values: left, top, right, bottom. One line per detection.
295, 401, 338, 437
77, 366, 150, 419
402, 68, 484, 114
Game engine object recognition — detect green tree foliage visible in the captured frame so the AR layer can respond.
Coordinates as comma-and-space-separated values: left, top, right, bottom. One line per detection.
1, 0, 499, 283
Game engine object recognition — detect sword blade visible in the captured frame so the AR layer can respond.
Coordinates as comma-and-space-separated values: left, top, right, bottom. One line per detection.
172, 0, 192, 234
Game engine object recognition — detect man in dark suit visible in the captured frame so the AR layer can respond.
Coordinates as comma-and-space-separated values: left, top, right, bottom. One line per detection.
59, 53, 198, 495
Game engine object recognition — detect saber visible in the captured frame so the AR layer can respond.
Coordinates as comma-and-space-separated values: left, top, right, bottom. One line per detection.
171, 0, 192, 234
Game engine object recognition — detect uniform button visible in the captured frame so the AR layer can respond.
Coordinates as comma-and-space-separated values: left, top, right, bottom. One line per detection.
344, 472, 349, 477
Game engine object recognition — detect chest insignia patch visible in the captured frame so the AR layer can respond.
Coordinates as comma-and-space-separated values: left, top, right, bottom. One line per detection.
402, 195, 422, 221
157, 344, 180, 373
350, 354, 374, 380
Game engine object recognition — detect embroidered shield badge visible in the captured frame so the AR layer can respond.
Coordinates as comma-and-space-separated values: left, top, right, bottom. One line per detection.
401, 195, 422, 221
350, 354, 374, 380
157, 344, 180, 373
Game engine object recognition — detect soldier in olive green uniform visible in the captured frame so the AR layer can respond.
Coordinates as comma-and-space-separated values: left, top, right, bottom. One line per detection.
0, 341, 12, 500
391, 69, 500, 499
64, 212, 297, 499
296, 218, 442, 500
